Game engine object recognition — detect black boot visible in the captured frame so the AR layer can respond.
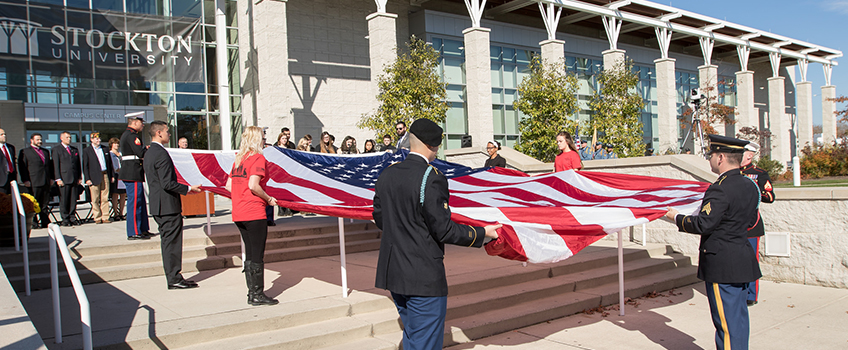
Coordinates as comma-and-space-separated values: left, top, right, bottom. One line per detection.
242, 260, 254, 303
248, 262, 278, 306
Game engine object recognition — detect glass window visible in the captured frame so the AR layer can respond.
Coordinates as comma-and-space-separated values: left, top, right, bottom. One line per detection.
492, 107, 504, 134
443, 58, 464, 85
445, 102, 466, 134
177, 113, 208, 149
126, 0, 166, 15
176, 93, 206, 111
92, 0, 123, 11
172, 0, 203, 18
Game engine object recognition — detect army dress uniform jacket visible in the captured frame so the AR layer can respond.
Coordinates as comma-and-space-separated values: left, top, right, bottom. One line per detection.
373, 154, 485, 297
119, 128, 146, 182
675, 170, 762, 284
741, 163, 775, 237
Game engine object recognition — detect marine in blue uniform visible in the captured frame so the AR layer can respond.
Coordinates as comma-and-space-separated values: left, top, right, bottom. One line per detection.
373, 119, 501, 350
739, 141, 775, 306
665, 134, 762, 350
119, 112, 151, 240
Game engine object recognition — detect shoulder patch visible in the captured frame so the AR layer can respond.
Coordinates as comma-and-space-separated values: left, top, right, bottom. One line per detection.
134, 138, 141, 145
764, 180, 772, 191
701, 202, 712, 216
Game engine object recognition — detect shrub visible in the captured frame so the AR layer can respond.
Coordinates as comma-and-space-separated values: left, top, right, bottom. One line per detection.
755, 155, 784, 180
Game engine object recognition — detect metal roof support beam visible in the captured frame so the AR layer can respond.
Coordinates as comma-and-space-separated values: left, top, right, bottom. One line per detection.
823, 64, 833, 86
539, 2, 563, 41
798, 58, 809, 82
464, 0, 487, 28
699, 37, 714, 66
621, 12, 680, 34
655, 27, 672, 59
375, 0, 387, 13
769, 52, 781, 77
737, 45, 750, 71
602, 16, 622, 51
488, 0, 534, 16
538, 0, 840, 66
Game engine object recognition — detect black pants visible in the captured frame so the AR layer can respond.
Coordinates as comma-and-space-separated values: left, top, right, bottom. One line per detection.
154, 214, 184, 284
25, 185, 51, 226
235, 219, 268, 263
58, 183, 79, 223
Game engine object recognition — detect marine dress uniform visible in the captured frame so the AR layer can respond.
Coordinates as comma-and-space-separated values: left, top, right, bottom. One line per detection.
673, 135, 762, 350
740, 142, 775, 305
119, 112, 150, 239
373, 119, 487, 350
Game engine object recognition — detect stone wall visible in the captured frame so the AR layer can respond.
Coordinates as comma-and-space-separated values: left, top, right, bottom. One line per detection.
444, 149, 848, 288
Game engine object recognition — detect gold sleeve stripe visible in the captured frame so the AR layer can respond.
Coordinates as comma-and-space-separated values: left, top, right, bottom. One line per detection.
467, 225, 478, 247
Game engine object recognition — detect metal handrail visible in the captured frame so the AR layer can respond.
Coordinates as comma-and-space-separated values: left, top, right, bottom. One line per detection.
47, 224, 92, 350
10, 181, 31, 295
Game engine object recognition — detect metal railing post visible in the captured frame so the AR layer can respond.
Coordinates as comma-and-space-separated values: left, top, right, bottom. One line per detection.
48, 225, 62, 344
204, 191, 212, 236
11, 181, 30, 295
338, 217, 348, 298
48, 224, 93, 350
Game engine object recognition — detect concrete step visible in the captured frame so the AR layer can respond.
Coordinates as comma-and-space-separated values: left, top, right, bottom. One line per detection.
316, 337, 397, 350
442, 265, 700, 347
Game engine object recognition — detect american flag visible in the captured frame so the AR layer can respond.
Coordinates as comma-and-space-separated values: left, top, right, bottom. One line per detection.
169, 147, 708, 263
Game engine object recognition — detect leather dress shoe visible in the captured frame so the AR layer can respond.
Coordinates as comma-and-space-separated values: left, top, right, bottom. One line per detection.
141, 231, 156, 238
127, 234, 151, 241
168, 280, 199, 290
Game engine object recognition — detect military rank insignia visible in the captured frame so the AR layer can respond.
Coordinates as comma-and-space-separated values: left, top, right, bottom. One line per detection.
134, 138, 141, 145
443, 202, 448, 210
764, 181, 772, 191
701, 202, 712, 215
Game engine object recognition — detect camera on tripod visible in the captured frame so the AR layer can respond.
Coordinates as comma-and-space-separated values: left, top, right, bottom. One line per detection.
689, 88, 705, 108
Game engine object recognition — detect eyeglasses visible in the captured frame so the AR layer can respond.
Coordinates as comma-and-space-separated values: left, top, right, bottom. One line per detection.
486, 146, 496, 150
396, 127, 404, 130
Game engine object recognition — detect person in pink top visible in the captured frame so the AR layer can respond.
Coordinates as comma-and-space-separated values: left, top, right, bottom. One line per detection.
225, 126, 279, 306
554, 131, 583, 171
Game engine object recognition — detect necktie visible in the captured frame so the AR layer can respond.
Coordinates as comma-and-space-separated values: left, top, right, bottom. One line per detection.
2, 145, 11, 172
34, 146, 45, 163
66, 145, 71, 155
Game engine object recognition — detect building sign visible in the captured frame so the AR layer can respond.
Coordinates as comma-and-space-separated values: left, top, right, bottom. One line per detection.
25, 103, 154, 123
0, 4, 202, 83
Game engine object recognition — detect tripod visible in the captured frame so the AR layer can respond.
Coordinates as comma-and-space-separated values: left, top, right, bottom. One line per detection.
680, 100, 708, 157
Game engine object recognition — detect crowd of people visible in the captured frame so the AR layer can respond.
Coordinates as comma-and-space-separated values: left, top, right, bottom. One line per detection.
270, 121, 407, 155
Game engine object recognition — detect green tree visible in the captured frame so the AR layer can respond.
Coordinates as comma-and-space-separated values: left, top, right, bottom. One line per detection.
358, 35, 448, 139
513, 56, 579, 162
588, 60, 646, 158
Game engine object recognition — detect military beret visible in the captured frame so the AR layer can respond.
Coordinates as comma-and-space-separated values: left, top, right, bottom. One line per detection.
708, 134, 747, 154
409, 118, 443, 147
744, 141, 760, 153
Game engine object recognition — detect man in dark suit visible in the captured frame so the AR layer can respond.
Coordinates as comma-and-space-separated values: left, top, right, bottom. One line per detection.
665, 134, 762, 350
18, 133, 53, 228
53, 131, 82, 226
373, 118, 501, 350
82, 132, 113, 224
0, 128, 17, 194
143, 121, 201, 290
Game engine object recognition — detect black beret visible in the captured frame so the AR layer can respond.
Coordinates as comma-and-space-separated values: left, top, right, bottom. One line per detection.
708, 134, 747, 154
409, 118, 443, 147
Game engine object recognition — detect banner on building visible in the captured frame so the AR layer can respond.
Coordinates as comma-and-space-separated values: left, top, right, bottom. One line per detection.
0, 4, 203, 83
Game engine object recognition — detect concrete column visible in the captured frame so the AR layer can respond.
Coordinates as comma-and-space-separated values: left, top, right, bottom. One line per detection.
654, 58, 678, 153
698, 64, 722, 137
238, 0, 290, 132
367, 12, 398, 89
602, 49, 625, 71
796, 81, 813, 149
463, 27, 494, 148
735, 70, 756, 132
539, 39, 565, 66
822, 85, 837, 145
768, 76, 790, 165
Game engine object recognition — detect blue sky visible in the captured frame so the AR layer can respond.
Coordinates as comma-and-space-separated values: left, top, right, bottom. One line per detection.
670, 0, 847, 126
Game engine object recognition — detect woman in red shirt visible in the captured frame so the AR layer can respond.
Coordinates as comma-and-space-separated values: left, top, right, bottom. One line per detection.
225, 126, 279, 306
554, 131, 583, 171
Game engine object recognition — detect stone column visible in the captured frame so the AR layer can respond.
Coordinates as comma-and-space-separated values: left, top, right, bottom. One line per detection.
796, 81, 813, 149
655, 58, 677, 153
238, 0, 290, 132
540, 39, 565, 66
822, 85, 837, 145
735, 70, 756, 133
463, 27, 494, 148
367, 12, 398, 91
698, 64, 722, 138
602, 49, 625, 71
768, 76, 789, 165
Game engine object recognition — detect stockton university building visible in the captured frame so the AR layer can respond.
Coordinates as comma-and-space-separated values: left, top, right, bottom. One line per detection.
0, 0, 842, 167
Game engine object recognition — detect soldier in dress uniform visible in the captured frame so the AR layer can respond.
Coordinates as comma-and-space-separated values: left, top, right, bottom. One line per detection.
120, 112, 152, 240
373, 118, 501, 350
665, 134, 762, 350
739, 141, 775, 306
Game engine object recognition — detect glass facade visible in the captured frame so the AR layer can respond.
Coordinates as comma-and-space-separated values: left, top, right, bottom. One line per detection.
0, 0, 239, 150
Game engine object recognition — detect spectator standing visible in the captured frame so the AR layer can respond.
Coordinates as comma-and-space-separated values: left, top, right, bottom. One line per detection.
178, 137, 189, 149
664, 135, 762, 350
338, 136, 358, 154
554, 132, 582, 171
395, 121, 410, 150
604, 143, 618, 159
592, 141, 607, 160
319, 131, 337, 154
108, 138, 126, 221
0, 128, 17, 194
119, 112, 151, 240
276, 132, 293, 149
740, 141, 775, 306
82, 132, 113, 224
280, 127, 296, 149
52, 131, 82, 226
484, 140, 506, 168
363, 139, 376, 153
144, 121, 202, 289
378, 134, 396, 152
578, 140, 594, 160
304, 134, 315, 152
18, 133, 53, 228
296, 137, 311, 151
226, 126, 279, 306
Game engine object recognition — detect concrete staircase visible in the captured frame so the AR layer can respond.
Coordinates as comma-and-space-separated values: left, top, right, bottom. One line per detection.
0, 218, 381, 291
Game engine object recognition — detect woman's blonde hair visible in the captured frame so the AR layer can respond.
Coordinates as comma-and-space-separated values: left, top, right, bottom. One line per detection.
236, 126, 265, 167
297, 137, 310, 151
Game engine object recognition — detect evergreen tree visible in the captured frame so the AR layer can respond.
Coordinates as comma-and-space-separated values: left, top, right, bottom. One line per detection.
588, 59, 646, 158
513, 56, 579, 162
